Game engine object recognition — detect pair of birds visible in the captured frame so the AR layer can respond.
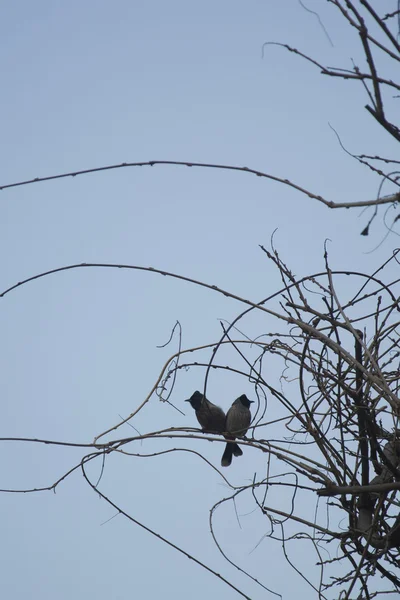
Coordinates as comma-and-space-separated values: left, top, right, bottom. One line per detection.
185, 391, 253, 467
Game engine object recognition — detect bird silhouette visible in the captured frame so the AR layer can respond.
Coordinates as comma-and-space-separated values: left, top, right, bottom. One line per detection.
221, 394, 253, 467
185, 391, 226, 433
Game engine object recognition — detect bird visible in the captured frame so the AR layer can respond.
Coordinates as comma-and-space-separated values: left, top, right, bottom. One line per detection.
185, 391, 226, 433
221, 394, 254, 467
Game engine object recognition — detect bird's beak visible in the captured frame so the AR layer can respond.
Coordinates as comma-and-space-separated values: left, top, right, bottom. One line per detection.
184, 399, 190, 402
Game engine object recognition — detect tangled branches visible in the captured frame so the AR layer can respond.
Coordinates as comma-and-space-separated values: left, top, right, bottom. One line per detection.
1, 244, 399, 598
263, 0, 400, 238
155, 244, 400, 598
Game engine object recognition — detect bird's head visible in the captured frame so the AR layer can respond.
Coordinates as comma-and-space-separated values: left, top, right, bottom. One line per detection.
185, 390, 204, 410
238, 394, 254, 408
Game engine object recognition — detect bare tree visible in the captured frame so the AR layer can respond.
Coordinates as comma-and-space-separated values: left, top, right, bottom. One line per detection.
1, 243, 399, 598
1, 2, 400, 599
264, 0, 400, 238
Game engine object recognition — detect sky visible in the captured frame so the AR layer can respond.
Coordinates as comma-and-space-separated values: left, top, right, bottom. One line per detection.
1, 1, 399, 599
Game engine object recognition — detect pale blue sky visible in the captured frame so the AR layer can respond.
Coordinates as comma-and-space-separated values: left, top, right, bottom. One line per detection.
1, 1, 398, 599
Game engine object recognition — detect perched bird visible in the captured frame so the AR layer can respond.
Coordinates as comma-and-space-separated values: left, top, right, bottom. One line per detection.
221, 394, 254, 467
185, 391, 226, 433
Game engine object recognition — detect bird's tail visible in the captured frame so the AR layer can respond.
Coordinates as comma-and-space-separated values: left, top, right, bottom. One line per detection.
221, 443, 233, 467
221, 442, 242, 467
232, 443, 243, 457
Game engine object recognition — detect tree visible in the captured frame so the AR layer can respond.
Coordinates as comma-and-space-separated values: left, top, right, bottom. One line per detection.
1, 2, 400, 599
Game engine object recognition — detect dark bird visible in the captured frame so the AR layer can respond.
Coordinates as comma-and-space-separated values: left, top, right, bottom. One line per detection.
221, 394, 253, 467
185, 391, 226, 433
